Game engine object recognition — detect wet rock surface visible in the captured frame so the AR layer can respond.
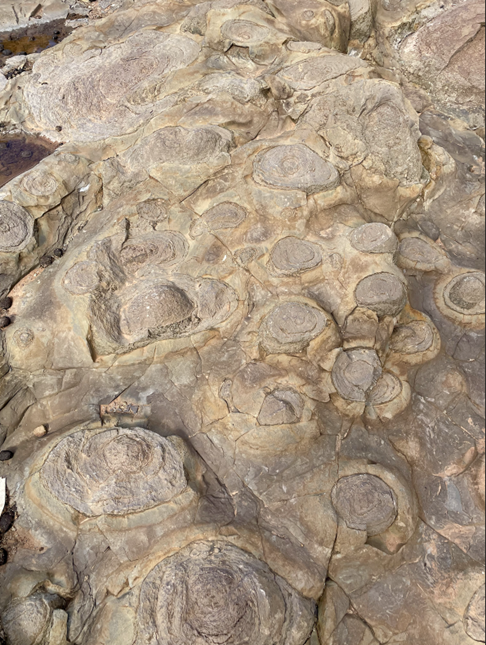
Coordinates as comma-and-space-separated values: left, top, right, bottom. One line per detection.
0, 0, 483, 644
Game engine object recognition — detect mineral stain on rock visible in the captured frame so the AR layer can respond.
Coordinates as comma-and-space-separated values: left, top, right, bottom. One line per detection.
0, 135, 58, 188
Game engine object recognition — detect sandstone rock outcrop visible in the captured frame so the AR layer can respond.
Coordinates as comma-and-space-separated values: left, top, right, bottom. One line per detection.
0, 0, 483, 644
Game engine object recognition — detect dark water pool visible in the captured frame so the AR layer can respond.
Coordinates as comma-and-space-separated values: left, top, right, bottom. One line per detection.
0, 135, 58, 188
0, 19, 72, 68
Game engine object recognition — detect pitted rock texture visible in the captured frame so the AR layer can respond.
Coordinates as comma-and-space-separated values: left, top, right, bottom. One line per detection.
0, 0, 483, 644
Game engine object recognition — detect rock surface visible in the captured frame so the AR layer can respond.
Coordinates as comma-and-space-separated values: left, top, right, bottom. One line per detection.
0, 0, 483, 644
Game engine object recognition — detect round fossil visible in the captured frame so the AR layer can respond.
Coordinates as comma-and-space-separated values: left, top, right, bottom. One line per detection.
40, 427, 187, 516
119, 284, 194, 341
355, 273, 407, 317
120, 233, 188, 269
270, 236, 322, 275
331, 474, 398, 535
279, 55, 367, 90
191, 202, 247, 237
332, 349, 383, 402
443, 272, 485, 316
137, 199, 169, 223
349, 223, 398, 254
2, 594, 53, 645
368, 372, 403, 405
253, 144, 340, 195
390, 320, 435, 354
221, 19, 271, 46
63, 261, 100, 295
258, 389, 305, 426
14, 328, 35, 348
0, 200, 34, 253
262, 302, 329, 353
137, 541, 316, 645
21, 170, 58, 197
398, 236, 449, 272
464, 584, 485, 642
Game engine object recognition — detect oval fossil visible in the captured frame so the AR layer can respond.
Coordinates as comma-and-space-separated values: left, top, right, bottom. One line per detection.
262, 301, 329, 353
332, 348, 383, 402
0, 200, 34, 253
40, 427, 187, 516
137, 198, 169, 223
221, 19, 271, 46
21, 169, 58, 197
63, 260, 100, 295
253, 144, 340, 194
443, 272, 485, 316
390, 320, 435, 355
3, 594, 54, 645
349, 223, 398, 254
137, 541, 316, 645
119, 284, 194, 340
270, 236, 322, 275
191, 202, 247, 237
120, 233, 188, 269
355, 272, 407, 317
368, 371, 403, 405
398, 236, 449, 272
331, 474, 398, 535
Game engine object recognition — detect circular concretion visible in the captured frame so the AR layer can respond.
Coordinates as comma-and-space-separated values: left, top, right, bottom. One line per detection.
464, 585, 485, 642
137, 199, 169, 222
264, 302, 328, 350
349, 223, 398, 254
192, 202, 247, 237
271, 237, 322, 274
368, 372, 403, 405
3, 595, 52, 645
120, 233, 188, 269
332, 349, 383, 402
119, 284, 194, 339
390, 320, 435, 354
221, 19, 271, 46
40, 427, 187, 516
63, 261, 100, 295
398, 237, 448, 271
14, 328, 35, 348
253, 144, 339, 195
331, 474, 398, 535
21, 170, 58, 197
355, 273, 407, 317
443, 273, 485, 316
137, 541, 316, 645
0, 200, 34, 253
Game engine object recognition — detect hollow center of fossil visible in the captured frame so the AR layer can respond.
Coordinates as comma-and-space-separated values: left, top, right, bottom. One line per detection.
186, 568, 247, 636
103, 436, 149, 474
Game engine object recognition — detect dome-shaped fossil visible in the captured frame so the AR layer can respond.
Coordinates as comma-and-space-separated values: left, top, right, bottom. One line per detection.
331, 474, 398, 535
349, 223, 398, 254
270, 236, 322, 275
40, 427, 187, 517
62, 260, 100, 295
332, 348, 383, 402
137, 541, 316, 645
0, 200, 34, 253
261, 301, 330, 353
355, 272, 407, 317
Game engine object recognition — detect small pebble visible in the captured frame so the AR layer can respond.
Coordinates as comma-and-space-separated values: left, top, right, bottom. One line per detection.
39, 255, 54, 268
2, 50, 12, 57
0, 547, 7, 565
53, 248, 64, 258
0, 316, 11, 329
0, 510, 14, 534
0, 450, 13, 461
33, 425, 48, 438
0, 296, 12, 310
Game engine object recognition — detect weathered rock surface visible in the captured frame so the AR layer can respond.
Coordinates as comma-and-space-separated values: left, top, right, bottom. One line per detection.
0, 0, 483, 644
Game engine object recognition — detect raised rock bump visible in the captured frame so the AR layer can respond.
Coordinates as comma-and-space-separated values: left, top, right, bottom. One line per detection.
221, 19, 272, 46
0, 200, 34, 253
270, 236, 322, 275
355, 272, 407, 317
21, 170, 58, 197
40, 427, 187, 516
137, 541, 316, 645
368, 371, 403, 405
137, 199, 169, 223
331, 474, 398, 535
390, 320, 435, 355
3, 595, 53, 645
191, 202, 247, 237
398, 236, 450, 272
349, 223, 398, 254
253, 144, 340, 194
63, 261, 100, 295
120, 233, 188, 269
444, 272, 485, 316
257, 388, 305, 425
262, 301, 329, 353
332, 348, 383, 402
